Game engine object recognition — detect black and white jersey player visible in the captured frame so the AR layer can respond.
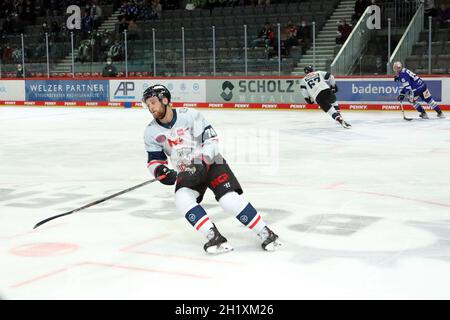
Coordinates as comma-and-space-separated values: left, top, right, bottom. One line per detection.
300, 65, 351, 129
143, 84, 283, 254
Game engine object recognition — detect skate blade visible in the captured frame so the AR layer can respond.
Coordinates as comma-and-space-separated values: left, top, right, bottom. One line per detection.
206, 243, 234, 255
264, 240, 284, 252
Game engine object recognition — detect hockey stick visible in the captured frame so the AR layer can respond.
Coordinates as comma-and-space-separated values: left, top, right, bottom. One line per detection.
400, 101, 413, 121
33, 178, 158, 229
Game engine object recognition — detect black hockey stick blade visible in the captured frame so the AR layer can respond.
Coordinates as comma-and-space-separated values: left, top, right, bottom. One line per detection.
33, 178, 158, 229
403, 114, 413, 121
400, 102, 413, 121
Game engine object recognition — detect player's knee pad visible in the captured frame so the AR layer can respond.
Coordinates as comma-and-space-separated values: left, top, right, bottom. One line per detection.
175, 187, 201, 216
218, 191, 248, 216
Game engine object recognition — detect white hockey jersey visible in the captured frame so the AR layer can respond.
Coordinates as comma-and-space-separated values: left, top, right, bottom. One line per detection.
300, 71, 336, 101
144, 108, 220, 177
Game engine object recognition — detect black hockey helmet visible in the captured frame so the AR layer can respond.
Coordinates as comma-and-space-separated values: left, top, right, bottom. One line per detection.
142, 84, 171, 103
304, 65, 314, 74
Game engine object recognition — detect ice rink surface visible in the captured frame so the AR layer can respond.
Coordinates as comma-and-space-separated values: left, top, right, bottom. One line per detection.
0, 106, 449, 300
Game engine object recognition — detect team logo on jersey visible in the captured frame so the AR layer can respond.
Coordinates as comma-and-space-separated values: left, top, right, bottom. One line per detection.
221, 81, 234, 101
239, 215, 249, 223
176, 128, 189, 136
168, 137, 184, 147
188, 213, 196, 222
155, 134, 166, 143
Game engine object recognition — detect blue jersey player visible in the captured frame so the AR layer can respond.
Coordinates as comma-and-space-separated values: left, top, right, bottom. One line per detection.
393, 61, 445, 119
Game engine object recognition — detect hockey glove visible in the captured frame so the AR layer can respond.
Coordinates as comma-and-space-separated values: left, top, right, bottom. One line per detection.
398, 93, 405, 101
154, 165, 177, 185
331, 85, 338, 93
305, 97, 314, 104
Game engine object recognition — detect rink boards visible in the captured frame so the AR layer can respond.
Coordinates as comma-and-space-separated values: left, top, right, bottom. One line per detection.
1, 76, 450, 110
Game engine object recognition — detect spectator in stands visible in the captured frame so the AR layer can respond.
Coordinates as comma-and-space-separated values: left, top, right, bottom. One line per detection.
12, 46, 22, 63
424, 0, 437, 18
122, 0, 139, 21
108, 39, 124, 61
21, 0, 36, 25
117, 15, 129, 34
100, 30, 114, 59
127, 19, 141, 40
437, 3, 450, 28
151, 0, 162, 19
50, 20, 61, 41
296, 20, 311, 54
102, 58, 118, 77
15, 64, 26, 78
282, 20, 298, 57
81, 8, 94, 39
1, 43, 14, 62
352, 0, 369, 25
77, 39, 91, 63
336, 19, 352, 45
374, 56, 384, 75
45, 0, 60, 17
42, 21, 50, 36
90, 1, 103, 30
252, 22, 274, 49
1, 16, 15, 36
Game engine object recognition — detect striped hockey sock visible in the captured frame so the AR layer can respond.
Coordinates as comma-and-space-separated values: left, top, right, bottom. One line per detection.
429, 100, 442, 113
185, 205, 214, 237
235, 203, 267, 235
413, 103, 426, 114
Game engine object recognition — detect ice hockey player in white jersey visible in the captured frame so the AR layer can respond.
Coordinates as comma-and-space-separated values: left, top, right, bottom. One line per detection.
143, 84, 283, 254
300, 66, 351, 129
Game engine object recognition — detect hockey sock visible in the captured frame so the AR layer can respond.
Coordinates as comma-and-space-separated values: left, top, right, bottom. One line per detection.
236, 203, 267, 234
219, 192, 267, 234
331, 102, 341, 113
413, 103, 426, 114
185, 205, 214, 237
326, 106, 340, 120
176, 187, 214, 237
429, 100, 442, 113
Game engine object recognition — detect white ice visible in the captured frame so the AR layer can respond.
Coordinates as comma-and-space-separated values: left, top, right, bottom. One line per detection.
0, 106, 450, 300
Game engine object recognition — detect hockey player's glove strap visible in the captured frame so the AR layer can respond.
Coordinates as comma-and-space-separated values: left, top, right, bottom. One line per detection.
155, 165, 177, 185
398, 93, 405, 101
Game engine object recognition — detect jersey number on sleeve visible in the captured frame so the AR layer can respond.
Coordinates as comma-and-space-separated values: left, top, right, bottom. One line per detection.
307, 75, 320, 89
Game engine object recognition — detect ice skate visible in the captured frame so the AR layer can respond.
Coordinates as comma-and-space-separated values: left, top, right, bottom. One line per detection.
258, 226, 283, 251
336, 115, 352, 129
419, 111, 429, 119
204, 224, 233, 255
437, 110, 445, 119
